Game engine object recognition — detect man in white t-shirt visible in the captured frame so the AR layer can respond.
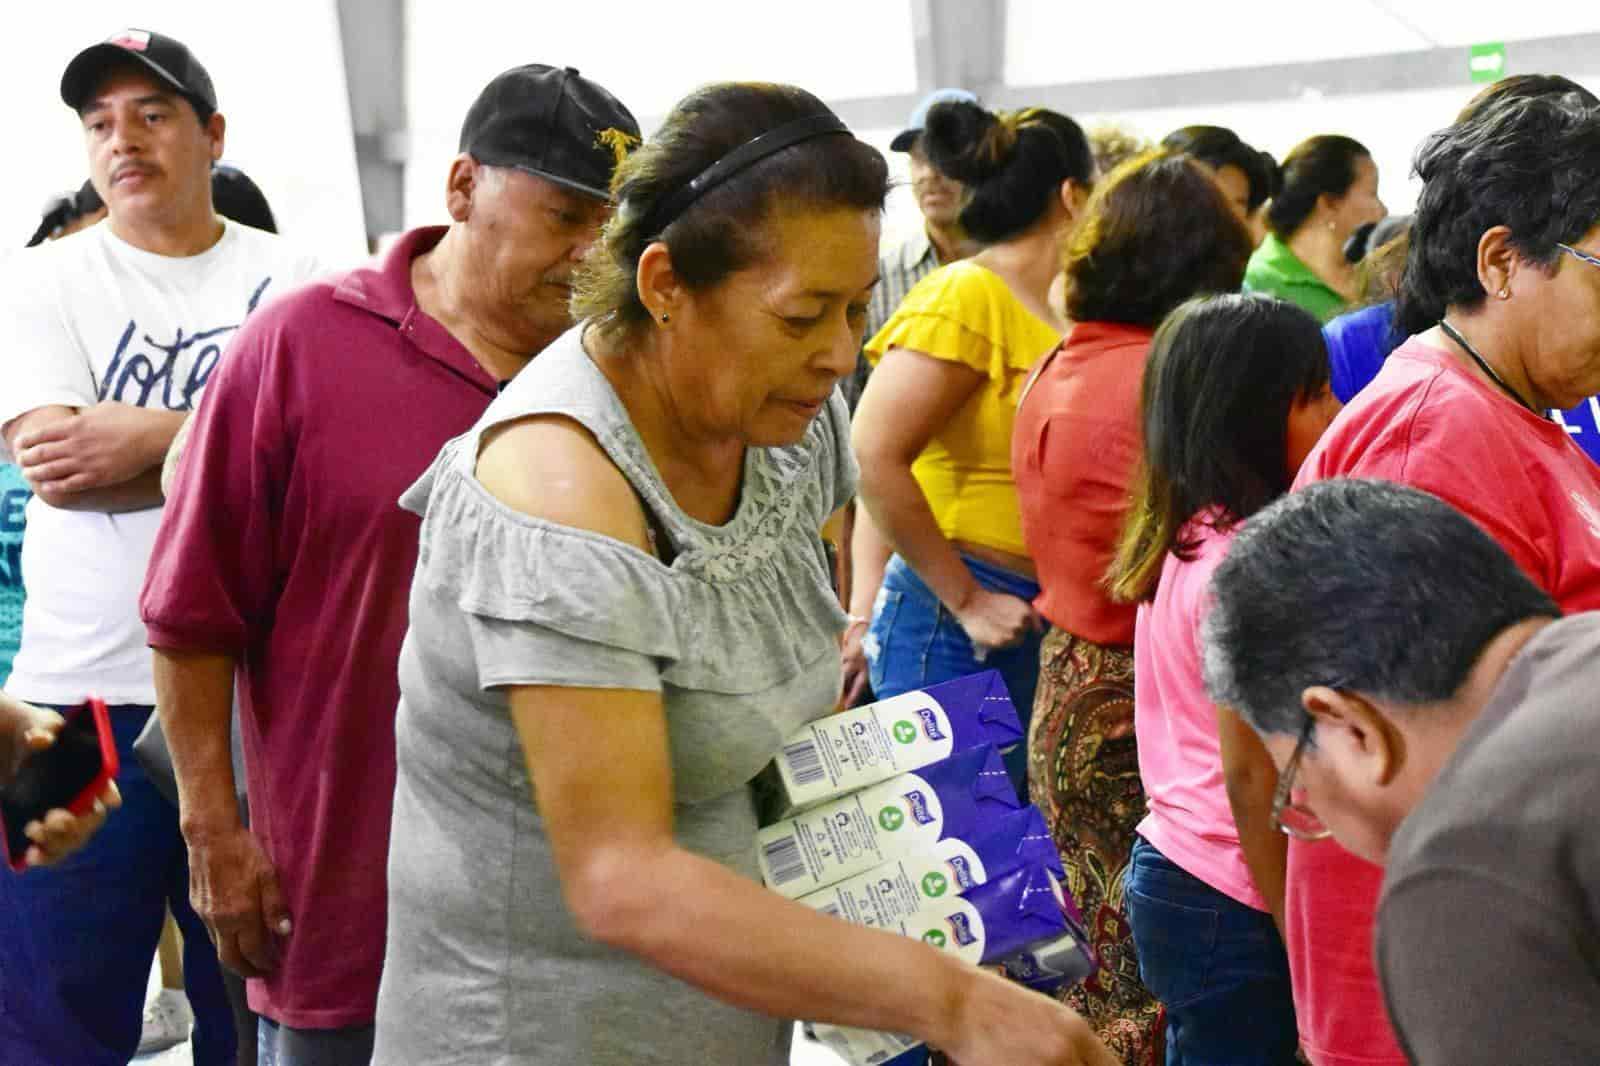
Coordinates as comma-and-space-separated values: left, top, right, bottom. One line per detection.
0, 29, 320, 1066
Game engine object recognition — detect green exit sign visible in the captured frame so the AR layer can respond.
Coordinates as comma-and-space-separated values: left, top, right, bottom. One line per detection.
1470, 42, 1507, 83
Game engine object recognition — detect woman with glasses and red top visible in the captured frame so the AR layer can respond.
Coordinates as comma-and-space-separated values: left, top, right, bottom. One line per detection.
1285, 93, 1600, 1066
1104, 294, 1340, 1065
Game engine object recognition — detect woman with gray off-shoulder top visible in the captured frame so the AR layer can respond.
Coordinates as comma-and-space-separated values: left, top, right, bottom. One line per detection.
372, 82, 1114, 1066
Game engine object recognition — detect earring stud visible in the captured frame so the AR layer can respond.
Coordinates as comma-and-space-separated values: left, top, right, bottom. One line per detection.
660, 312, 670, 323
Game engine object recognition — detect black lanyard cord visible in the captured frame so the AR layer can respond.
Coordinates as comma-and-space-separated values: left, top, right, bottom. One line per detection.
1439, 319, 1547, 420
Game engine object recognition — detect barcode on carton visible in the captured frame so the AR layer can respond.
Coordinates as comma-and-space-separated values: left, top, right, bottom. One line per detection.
818, 902, 841, 919
763, 834, 806, 887
782, 739, 825, 786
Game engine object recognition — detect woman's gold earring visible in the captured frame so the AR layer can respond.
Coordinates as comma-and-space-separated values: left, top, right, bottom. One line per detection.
660, 312, 670, 323
1498, 288, 1510, 300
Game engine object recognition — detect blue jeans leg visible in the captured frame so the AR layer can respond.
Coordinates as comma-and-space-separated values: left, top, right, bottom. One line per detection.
865, 554, 1043, 797
1124, 837, 1298, 1066
0, 704, 236, 1066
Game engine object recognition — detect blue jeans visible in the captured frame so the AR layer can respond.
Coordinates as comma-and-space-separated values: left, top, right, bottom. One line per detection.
259, 1017, 375, 1065
0, 704, 235, 1065
865, 553, 1043, 797
1124, 836, 1298, 1066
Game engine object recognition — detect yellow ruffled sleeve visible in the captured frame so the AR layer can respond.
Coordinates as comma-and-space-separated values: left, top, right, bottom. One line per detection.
863, 261, 1055, 384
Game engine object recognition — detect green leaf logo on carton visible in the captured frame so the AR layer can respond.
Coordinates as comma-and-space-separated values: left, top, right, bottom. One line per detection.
922, 929, 947, 949
921, 871, 949, 898
892, 720, 918, 744
877, 806, 905, 831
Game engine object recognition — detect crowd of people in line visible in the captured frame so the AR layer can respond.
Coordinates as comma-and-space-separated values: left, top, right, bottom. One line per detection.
0, 23, 1597, 1066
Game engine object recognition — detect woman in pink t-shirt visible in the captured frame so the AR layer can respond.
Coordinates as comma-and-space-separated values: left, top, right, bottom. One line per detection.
1104, 294, 1340, 1064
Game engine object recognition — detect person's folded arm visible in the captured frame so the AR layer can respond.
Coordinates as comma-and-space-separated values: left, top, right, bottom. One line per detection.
4, 402, 183, 512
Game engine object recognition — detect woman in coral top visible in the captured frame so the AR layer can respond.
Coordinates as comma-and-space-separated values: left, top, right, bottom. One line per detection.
1010, 151, 1255, 1063
1105, 294, 1339, 1064
1286, 93, 1600, 1066
852, 99, 1093, 793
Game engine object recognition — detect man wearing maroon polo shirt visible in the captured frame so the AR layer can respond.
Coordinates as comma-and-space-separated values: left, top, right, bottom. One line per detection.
141, 65, 637, 1063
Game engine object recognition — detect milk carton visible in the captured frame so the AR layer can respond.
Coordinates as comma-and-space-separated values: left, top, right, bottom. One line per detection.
811, 863, 1085, 1065
755, 745, 1020, 899
794, 805, 1060, 927
756, 671, 1023, 818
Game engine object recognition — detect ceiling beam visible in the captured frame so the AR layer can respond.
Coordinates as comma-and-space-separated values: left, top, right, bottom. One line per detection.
826, 31, 1600, 132
336, 0, 406, 246
908, 0, 1007, 97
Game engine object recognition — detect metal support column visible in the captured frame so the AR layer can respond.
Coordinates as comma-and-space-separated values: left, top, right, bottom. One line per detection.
336, 0, 407, 247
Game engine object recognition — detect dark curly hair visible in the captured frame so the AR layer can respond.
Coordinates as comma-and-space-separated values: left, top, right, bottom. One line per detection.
1457, 73, 1598, 122
920, 100, 1093, 244
1161, 125, 1274, 210
1397, 93, 1600, 336
573, 82, 889, 348
1063, 150, 1254, 328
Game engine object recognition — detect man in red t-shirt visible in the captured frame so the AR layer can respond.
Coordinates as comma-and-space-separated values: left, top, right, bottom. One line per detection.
141, 66, 635, 1062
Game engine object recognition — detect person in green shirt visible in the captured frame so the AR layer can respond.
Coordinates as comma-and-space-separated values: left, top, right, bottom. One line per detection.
1245, 135, 1386, 321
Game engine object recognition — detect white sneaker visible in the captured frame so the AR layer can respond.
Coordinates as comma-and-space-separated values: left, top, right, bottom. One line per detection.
138, 987, 193, 1055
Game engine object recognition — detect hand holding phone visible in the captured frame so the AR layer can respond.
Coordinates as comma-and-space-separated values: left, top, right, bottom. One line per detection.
0, 696, 121, 870
0, 695, 63, 785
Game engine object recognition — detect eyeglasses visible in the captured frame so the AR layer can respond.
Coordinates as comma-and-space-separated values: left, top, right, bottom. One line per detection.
1557, 243, 1600, 272
1271, 721, 1333, 842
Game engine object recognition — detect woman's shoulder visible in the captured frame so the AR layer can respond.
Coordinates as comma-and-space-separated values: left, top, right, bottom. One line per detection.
898, 259, 1017, 311
474, 415, 655, 555
872, 261, 1057, 374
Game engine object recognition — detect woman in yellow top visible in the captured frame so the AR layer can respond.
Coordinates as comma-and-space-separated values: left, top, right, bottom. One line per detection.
852, 99, 1093, 792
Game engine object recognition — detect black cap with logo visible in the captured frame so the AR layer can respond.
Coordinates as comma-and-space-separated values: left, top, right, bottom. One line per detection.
459, 64, 639, 201
61, 28, 217, 119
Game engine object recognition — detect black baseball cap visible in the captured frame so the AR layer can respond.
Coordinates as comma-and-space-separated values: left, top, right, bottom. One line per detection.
459, 64, 639, 201
60, 29, 217, 119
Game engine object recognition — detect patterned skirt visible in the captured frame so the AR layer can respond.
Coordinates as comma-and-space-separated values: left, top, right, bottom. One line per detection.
1029, 628, 1163, 1066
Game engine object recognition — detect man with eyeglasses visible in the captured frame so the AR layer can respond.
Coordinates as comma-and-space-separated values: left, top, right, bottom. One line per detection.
1201, 477, 1600, 1066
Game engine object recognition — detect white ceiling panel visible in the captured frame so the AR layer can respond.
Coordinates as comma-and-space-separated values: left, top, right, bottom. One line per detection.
1005, 0, 1599, 86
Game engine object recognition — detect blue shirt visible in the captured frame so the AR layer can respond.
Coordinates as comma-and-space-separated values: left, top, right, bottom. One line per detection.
0, 463, 28, 686
1323, 302, 1402, 404
1323, 301, 1600, 465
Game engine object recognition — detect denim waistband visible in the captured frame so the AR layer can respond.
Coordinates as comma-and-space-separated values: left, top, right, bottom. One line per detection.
883, 552, 1041, 603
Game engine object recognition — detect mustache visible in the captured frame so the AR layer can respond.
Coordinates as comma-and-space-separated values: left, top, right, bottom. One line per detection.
111, 161, 161, 182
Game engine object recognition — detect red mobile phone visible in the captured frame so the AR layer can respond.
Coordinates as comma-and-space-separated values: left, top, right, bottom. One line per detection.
0, 698, 118, 871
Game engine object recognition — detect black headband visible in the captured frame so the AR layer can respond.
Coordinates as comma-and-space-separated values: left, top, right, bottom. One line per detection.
636, 113, 851, 238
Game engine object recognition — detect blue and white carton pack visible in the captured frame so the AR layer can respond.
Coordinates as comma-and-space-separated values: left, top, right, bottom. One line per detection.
756, 745, 1021, 899
794, 805, 1062, 927
810, 862, 1088, 1065
758, 671, 1023, 818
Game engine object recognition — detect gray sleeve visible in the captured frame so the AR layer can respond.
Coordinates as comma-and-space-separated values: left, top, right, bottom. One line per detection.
466, 613, 662, 693
1377, 868, 1598, 1065
0, 251, 96, 454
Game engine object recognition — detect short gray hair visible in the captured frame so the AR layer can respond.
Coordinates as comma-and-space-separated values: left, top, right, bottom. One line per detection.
1202, 479, 1559, 738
